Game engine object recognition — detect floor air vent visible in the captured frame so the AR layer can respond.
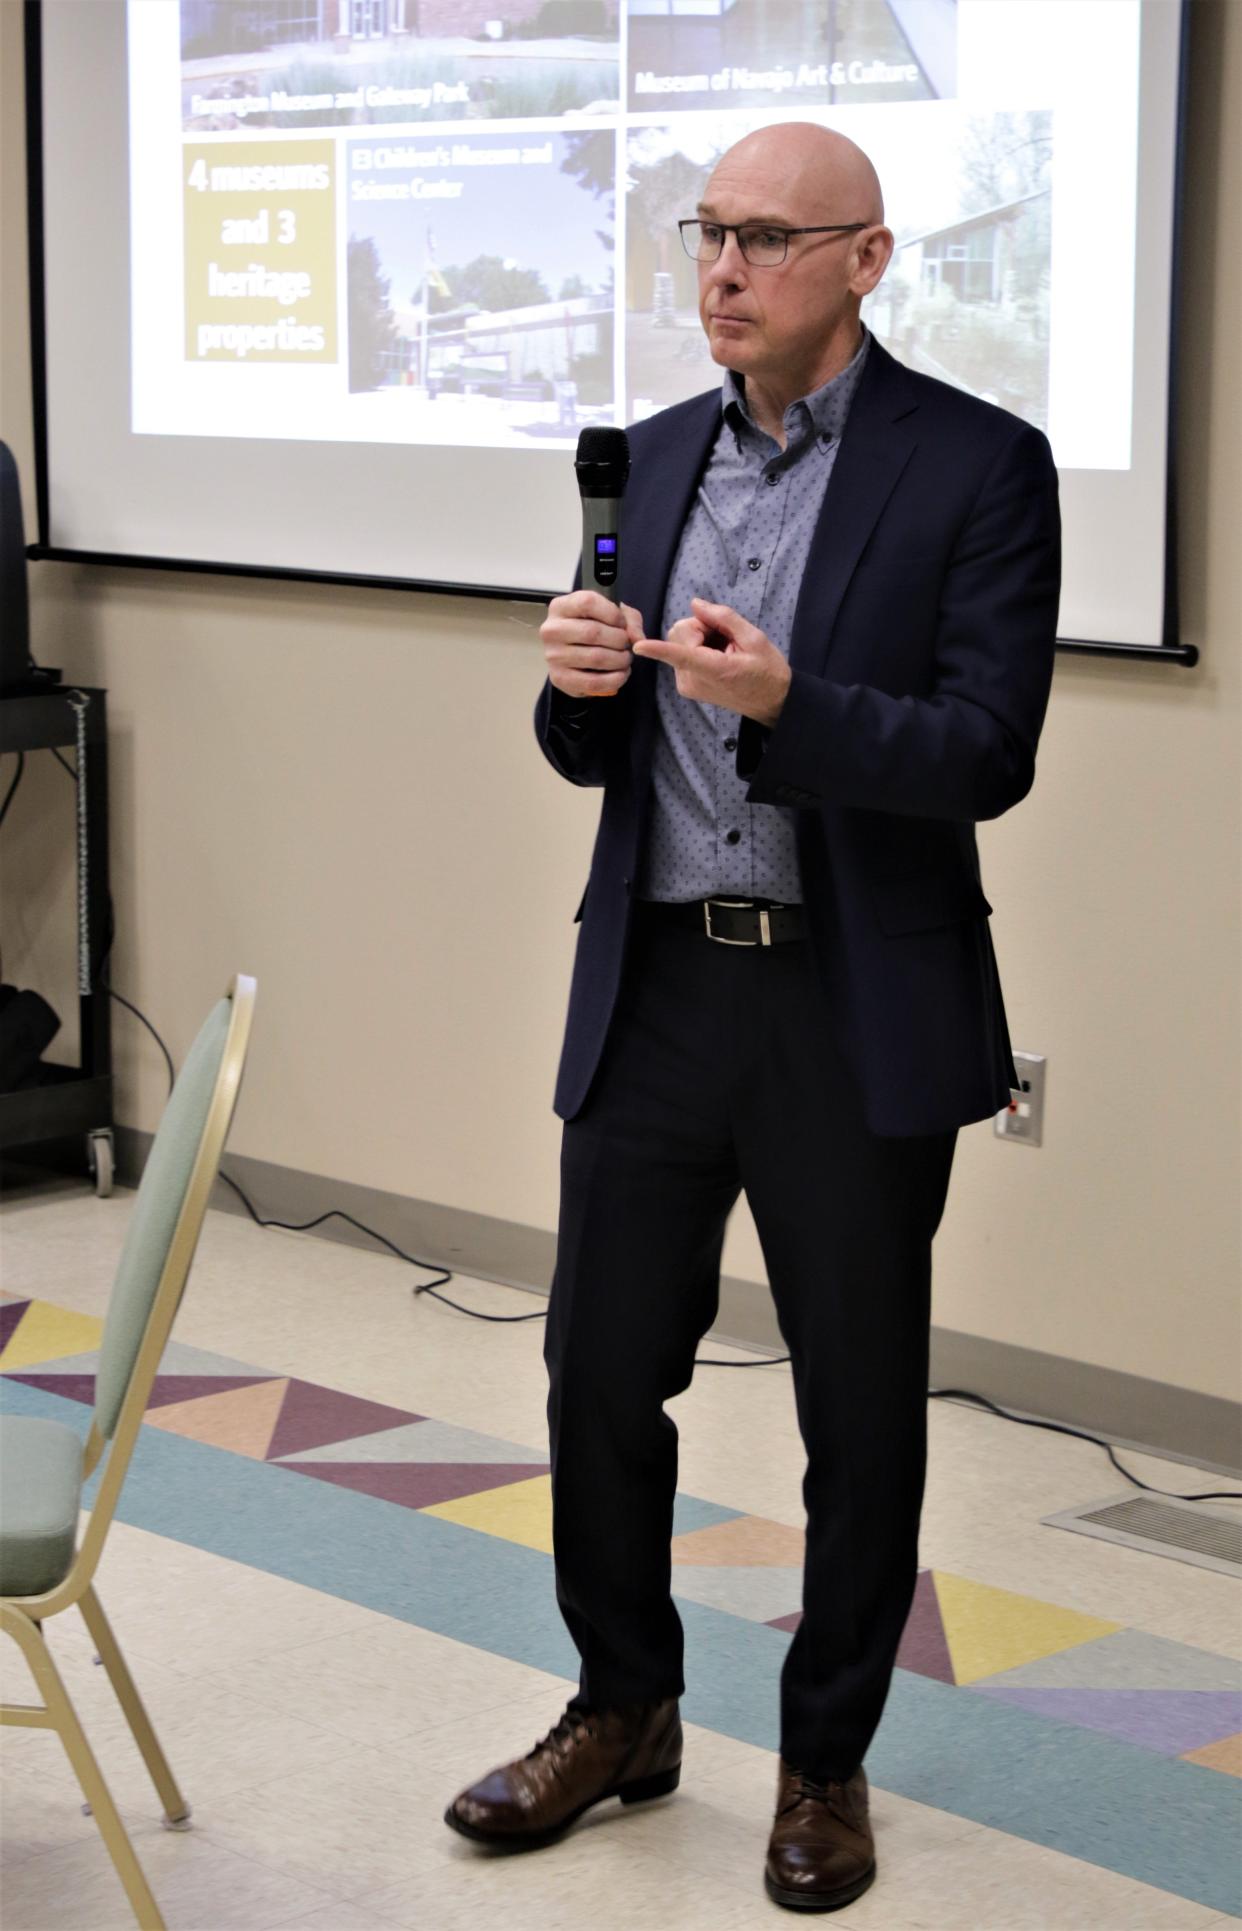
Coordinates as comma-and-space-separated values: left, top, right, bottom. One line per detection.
1042, 1494, 1242, 1577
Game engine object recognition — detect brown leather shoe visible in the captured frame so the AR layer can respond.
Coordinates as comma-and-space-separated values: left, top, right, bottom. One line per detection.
444, 1699, 682, 1851
764, 1760, 876, 1912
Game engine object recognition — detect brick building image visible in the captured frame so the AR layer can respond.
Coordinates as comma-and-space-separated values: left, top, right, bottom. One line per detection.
183, 0, 617, 46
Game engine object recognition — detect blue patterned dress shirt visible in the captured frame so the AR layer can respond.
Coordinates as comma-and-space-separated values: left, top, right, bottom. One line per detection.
635, 328, 871, 905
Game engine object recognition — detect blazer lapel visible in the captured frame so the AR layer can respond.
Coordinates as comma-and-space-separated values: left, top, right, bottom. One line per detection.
789, 340, 920, 678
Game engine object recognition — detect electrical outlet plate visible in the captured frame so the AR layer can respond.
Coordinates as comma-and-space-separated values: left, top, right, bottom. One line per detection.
994, 1052, 1046, 1146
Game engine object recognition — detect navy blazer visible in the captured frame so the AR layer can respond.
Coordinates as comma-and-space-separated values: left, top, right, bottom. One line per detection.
534, 338, 1061, 1136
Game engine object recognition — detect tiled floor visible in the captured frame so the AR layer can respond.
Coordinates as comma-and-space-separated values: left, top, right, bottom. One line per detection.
2, 1173, 1239, 1930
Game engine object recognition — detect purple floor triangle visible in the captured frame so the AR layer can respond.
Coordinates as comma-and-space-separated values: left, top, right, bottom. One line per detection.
0, 1301, 31, 1351
895, 1570, 956, 1684
973, 1686, 1242, 1755
265, 1381, 425, 1461
768, 1572, 954, 1676
280, 1460, 547, 1510
6, 1372, 97, 1406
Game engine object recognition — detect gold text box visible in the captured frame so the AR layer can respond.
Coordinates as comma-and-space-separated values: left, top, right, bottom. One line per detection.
184, 141, 337, 363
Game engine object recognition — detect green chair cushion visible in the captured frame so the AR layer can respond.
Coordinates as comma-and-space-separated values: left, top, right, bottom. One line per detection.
0, 1415, 84, 1598
95, 996, 232, 1440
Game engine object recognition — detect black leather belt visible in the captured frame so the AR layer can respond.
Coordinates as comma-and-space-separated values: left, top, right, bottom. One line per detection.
636, 896, 807, 946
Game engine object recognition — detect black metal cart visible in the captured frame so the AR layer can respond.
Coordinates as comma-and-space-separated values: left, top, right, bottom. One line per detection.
0, 684, 114, 1193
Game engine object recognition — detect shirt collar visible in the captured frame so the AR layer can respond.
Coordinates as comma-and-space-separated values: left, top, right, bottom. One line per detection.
722, 324, 871, 452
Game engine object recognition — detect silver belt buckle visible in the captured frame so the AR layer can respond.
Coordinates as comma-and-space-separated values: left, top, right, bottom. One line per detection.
704, 898, 767, 946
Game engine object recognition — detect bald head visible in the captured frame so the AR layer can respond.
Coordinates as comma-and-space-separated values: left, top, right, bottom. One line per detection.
706, 123, 884, 228
693, 121, 892, 426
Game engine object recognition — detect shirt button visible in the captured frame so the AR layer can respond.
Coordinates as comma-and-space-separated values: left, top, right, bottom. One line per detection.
725, 828, 741, 845
764, 472, 779, 486
724, 736, 737, 751
747, 557, 762, 571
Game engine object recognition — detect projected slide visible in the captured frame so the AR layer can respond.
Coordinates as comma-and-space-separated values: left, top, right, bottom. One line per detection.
131, 0, 1139, 465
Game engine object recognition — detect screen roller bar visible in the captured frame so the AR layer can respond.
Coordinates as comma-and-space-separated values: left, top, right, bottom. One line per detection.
24, 546, 1200, 663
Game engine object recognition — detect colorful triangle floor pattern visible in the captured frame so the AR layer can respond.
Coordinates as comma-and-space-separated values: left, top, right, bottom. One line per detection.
144, 1381, 294, 1457
973, 1686, 1242, 1755
770, 1566, 1119, 1683
286, 1460, 550, 1511
0, 1297, 32, 1352
2, 1293, 1238, 1776
0, 1299, 105, 1373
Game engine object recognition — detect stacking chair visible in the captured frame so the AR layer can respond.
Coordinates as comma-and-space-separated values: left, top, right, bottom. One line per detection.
1, 974, 257, 1930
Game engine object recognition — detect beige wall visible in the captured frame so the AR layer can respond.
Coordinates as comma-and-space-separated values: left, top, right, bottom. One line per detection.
3, 3, 1238, 1403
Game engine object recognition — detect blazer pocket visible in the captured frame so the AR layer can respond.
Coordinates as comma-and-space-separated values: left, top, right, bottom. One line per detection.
872, 872, 992, 936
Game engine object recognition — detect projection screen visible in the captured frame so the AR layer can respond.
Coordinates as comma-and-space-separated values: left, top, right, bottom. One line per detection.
28, 0, 1188, 652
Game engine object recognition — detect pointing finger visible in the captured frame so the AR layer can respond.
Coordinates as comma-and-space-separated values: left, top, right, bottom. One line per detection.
620, 602, 646, 644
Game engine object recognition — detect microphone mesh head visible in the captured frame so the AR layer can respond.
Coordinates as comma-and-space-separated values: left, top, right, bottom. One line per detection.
575, 425, 630, 493
576, 427, 630, 463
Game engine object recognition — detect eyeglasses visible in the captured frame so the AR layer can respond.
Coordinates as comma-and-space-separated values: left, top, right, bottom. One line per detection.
679, 219, 867, 266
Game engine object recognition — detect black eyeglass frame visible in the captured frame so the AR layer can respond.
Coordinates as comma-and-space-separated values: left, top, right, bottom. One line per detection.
678, 219, 870, 265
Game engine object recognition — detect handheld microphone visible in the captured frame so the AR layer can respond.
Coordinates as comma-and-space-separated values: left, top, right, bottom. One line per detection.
575, 426, 630, 597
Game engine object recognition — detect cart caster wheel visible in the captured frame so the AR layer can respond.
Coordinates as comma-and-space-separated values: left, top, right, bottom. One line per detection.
161, 1808, 193, 1831
87, 1129, 114, 1198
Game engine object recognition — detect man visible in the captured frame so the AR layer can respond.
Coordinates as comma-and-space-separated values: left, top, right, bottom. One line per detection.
445, 123, 1060, 1913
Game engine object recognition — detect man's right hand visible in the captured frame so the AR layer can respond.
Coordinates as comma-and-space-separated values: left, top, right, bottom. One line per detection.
541, 590, 644, 698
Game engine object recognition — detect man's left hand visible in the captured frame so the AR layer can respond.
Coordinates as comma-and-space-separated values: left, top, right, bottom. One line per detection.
632, 599, 792, 728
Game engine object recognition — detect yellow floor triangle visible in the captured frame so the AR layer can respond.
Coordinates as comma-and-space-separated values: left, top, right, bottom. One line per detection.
143, 1379, 290, 1459
0, 1299, 104, 1373
424, 1474, 554, 1554
933, 1570, 1121, 1686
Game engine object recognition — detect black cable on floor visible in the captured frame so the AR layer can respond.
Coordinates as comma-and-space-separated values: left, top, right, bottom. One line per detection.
697, 1350, 789, 1367
0, 752, 26, 828
124, 991, 472, 1314
102, 980, 1242, 1505
104, 978, 175, 1093
925, 1388, 1242, 1505
215, 1167, 462, 1306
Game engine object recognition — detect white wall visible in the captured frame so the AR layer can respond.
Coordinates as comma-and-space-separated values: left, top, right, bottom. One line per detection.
2, 2, 1238, 1403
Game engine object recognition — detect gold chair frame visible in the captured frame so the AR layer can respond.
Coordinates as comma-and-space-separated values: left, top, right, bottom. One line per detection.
2, 974, 256, 1930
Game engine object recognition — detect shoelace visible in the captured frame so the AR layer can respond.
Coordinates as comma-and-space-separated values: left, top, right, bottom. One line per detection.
528, 1707, 595, 1761
780, 1773, 849, 1818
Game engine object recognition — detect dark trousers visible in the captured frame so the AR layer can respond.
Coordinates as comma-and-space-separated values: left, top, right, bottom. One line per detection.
544, 899, 957, 1781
